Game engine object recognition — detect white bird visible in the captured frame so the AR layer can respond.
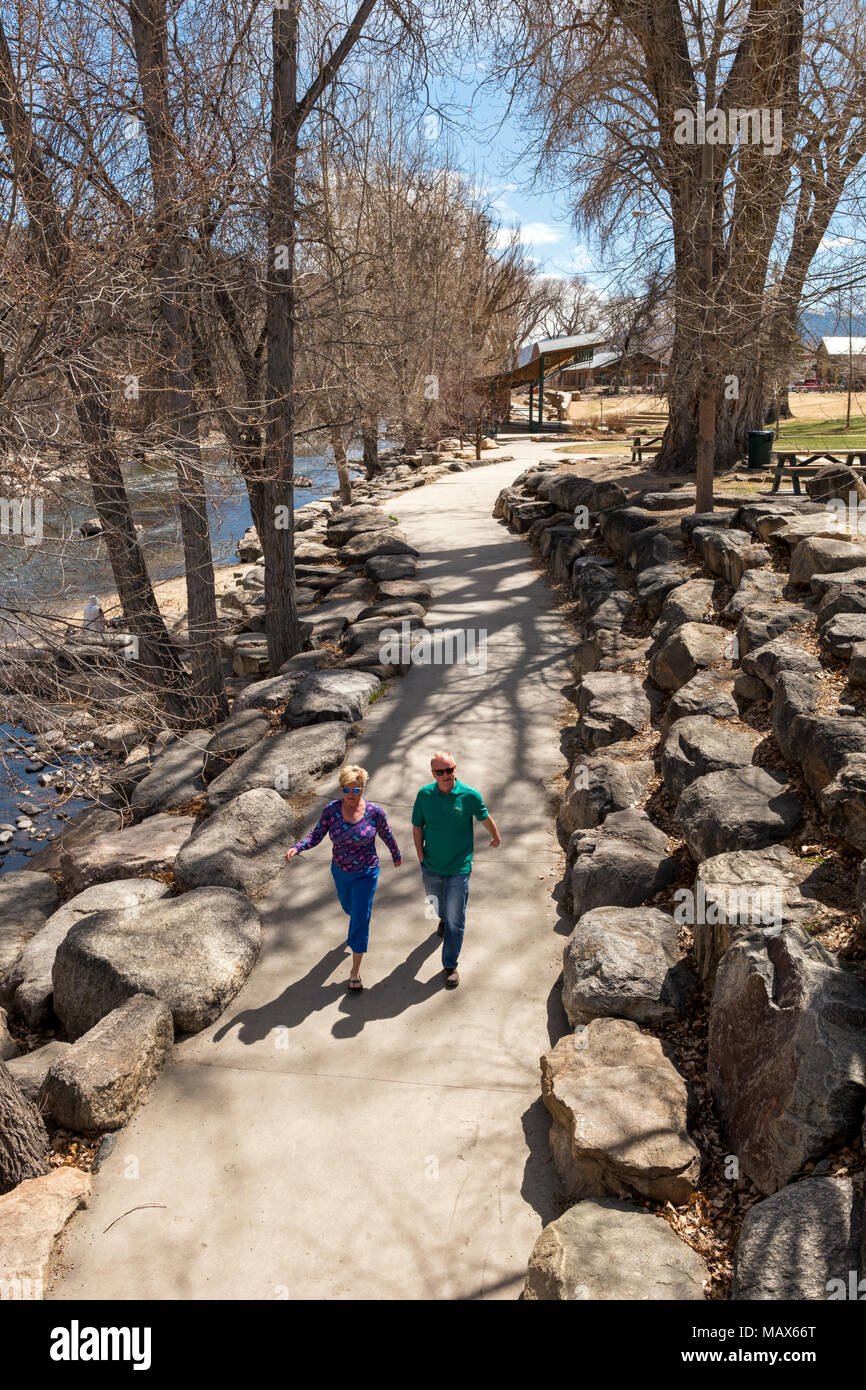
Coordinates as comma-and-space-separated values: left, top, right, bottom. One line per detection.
83, 595, 105, 633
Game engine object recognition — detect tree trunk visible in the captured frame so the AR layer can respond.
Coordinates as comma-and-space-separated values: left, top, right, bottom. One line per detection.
361, 418, 380, 479
263, 0, 302, 673
130, 0, 227, 725
329, 426, 352, 505
0, 1059, 50, 1195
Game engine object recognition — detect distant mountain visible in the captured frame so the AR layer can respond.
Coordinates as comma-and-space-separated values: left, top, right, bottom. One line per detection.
800, 309, 866, 345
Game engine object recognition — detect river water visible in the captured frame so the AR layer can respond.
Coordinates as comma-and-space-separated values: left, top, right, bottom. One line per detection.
0, 446, 358, 869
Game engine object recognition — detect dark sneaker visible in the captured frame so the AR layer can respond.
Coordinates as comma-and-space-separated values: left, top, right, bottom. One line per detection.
443, 968, 459, 987
437, 920, 445, 938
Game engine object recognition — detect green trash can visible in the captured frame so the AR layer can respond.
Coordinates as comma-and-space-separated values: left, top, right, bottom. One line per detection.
747, 429, 775, 470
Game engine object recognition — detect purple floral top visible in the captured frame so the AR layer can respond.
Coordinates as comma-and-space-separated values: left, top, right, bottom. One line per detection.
292, 800, 402, 872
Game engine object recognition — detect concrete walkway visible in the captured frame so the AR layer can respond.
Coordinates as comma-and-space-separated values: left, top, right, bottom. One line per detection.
52, 442, 575, 1301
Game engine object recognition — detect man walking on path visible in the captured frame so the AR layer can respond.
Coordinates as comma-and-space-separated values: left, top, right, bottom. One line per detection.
411, 750, 501, 988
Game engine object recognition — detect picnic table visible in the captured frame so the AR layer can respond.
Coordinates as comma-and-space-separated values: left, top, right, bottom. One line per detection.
767, 450, 866, 494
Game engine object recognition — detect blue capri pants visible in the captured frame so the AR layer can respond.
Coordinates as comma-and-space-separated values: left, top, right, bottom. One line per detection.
331, 861, 379, 952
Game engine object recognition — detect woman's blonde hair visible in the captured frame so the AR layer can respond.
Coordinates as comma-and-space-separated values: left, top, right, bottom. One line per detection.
339, 764, 368, 790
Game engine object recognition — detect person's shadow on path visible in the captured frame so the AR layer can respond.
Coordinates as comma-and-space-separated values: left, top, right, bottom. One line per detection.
212, 933, 445, 1047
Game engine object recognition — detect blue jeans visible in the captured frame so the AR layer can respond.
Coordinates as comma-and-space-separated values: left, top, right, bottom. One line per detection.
331, 862, 379, 953
421, 868, 471, 969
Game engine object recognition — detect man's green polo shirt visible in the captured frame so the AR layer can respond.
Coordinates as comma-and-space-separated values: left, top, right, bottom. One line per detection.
411, 779, 489, 875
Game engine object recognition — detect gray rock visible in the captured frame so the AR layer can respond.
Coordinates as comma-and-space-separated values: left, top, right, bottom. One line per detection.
649, 622, 729, 692
635, 564, 692, 618
652, 577, 715, 642
6, 1040, 73, 1103
541, 1018, 701, 1205
798, 716, 866, 794
573, 561, 618, 613
562, 906, 693, 1025
203, 710, 270, 782
810, 565, 866, 598
599, 507, 659, 555
692, 527, 771, 586
376, 579, 433, 606
232, 673, 305, 713
680, 509, 738, 538
734, 672, 769, 703
282, 670, 381, 727
60, 813, 196, 893
689, 845, 827, 987
736, 605, 814, 657
789, 536, 866, 587
661, 670, 738, 733
174, 789, 298, 895
568, 809, 679, 917
0, 872, 59, 973
771, 672, 821, 763
819, 612, 866, 658
804, 462, 866, 503
850, 641, 866, 686
820, 754, 866, 852
53, 886, 263, 1039
205, 722, 349, 810
661, 716, 754, 800
325, 511, 391, 546
575, 671, 654, 749
741, 638, 823, 690
676, 767, 802, 861
130, 729, 210, 815
0, 878, 170, 1029
27, 808, 122, 874
364, 554, 416, 583
639, 489, 698, 511
524, 1198, 707, 1301
572, 629, 652, 677
733, 1176, 862, 1300
816, 581, 866, 624
626, 526, 686, 573
298, 599, 367, 646
343, 614, 425, 653
709, 926, 866, 1193
724, 568, 788, 617
337, 530, 417, 562
354, 600, 427, 623
40, 994, 174, 1133
558, 754, 654, 834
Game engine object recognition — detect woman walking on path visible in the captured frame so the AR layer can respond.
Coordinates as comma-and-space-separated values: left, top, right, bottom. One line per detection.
285, 765, 402, 990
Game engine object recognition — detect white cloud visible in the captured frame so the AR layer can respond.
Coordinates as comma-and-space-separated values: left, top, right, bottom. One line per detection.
494, 220, 564, 249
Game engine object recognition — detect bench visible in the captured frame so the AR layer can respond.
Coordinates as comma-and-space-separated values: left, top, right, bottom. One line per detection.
630, 432, 666, 464
767, 450, 866, 495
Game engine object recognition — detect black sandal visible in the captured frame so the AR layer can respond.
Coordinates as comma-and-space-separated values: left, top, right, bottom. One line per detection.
348, 977, 363, 991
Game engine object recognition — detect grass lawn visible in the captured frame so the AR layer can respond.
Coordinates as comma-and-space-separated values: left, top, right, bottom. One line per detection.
774, 412, 866, 451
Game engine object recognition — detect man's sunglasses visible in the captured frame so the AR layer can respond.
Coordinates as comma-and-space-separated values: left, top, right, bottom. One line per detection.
433, 767, 456, 776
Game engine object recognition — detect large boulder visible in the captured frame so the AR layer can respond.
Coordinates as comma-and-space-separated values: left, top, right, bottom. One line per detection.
60, 813, 196, 893
541, 1018, 700, 1204
789, 536, 866, 587
40, 994, 173, 1133
724, 568, 787, 617
676, 767, 802, 861
820, 754, 866, 852
205, 722, 349, 810
689, 845, 827, 987
692, 527, 771, 586
53, 886, 263, 1039
558, 754, 654, 834
174, 789, 298, 895
771, 671, 821, 763
524, 1198, 706, 1301
708, 926, 866, 1193
6, 1040, 73, 1104
129, 728, 210, 815
649, 622, 729, 692
0, 878, 171, 1029
203, 710, 270, 782
661, 669, 738, 733
625, 526, 686, 574
282, 670, 381, 727
599, 507, 658, 556
798, 716, 866, 795
736, 603, 815, 658
0, 872, 59, 973
27, 807, 122, 874
336, 529, 417, 562
568, 810, 679, 918
0, 1168, 92, 1298
661, 716, 754, 800
574, 671, 654, 749
562, 906, 693, 1025
365, 554, 416, 583
804, 462, 866, 504
652, 577, 716, 644
733, 1176, 863, 1300
231, 673, 303, 714
740, 638, 823, 690
819, 612, 866, 658
635, 564, 692, 619
0, 1006, 18, 1060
